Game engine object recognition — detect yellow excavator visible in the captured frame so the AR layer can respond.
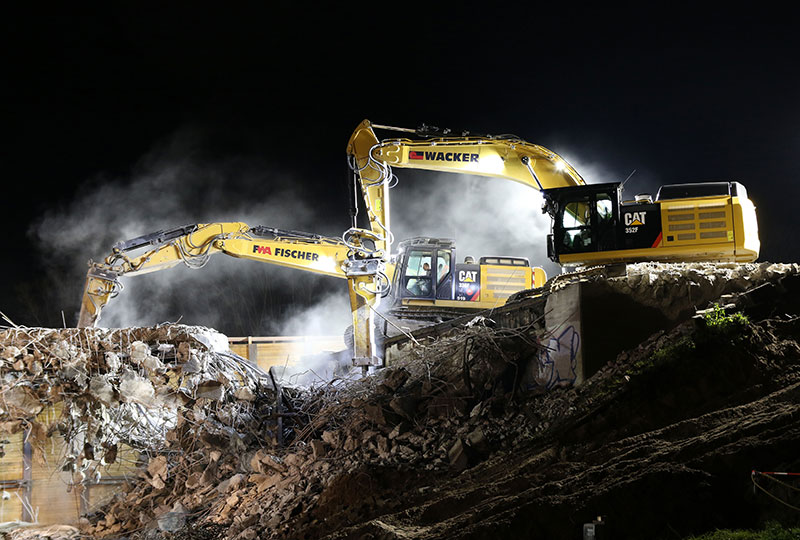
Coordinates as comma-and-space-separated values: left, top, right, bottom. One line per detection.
79, 121, 565, 371
80, 119, 760, 369
78, 224, 388, 368
78, 223, 545, 368
348, 119, 760, 267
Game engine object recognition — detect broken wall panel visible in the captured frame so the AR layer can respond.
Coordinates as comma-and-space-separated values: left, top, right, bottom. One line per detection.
0, 433, 24, 482
0, 431, 25, 523
0, 487, 24, 523
228, 335, 345, 370
0, 403, 141, 525
0, 324, 271, 527
30, 476, 80, 526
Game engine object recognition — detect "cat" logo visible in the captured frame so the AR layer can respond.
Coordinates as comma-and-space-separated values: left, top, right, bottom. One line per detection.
624, 212, 647, 226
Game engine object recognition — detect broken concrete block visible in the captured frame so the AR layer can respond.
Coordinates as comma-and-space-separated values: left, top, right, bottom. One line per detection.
0, 345, 21, 360
196, 380, 225, 400
364, 403, 387, 425
147, 455, 169, 490
89, 375, 116, 405
26, 356, 42, 376
322, 430, 340, 448
448, 439, 469, 471
104, 351, 121, 371
379, 367, 410, 393
157, 501, 188, 532
52, 340, 76, 361
119, 370, 155, 406
3, 386, 43, 416
466, 426, 489, 455
376, 435, 390, 458
311, 439, 327, 459
61, 365, 88, 388
389, 422, 410, 440
217, 473, 245, 493
343, 436, 358, 451
389, 395, 420, 420
234, 386, 255, 401
255, 473, 282, 492
129, 341, 151, 364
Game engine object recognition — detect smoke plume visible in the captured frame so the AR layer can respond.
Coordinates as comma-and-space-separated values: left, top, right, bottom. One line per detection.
29, 127, 623, 342
31, 128, 350, 336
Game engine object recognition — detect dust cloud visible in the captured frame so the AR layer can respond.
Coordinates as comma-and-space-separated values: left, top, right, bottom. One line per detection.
387, 150, 624, 280
29, 127, 624, 343
30, 129, 350, 336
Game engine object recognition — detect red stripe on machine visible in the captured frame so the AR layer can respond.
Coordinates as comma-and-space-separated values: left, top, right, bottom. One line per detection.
652, 232, 663, 248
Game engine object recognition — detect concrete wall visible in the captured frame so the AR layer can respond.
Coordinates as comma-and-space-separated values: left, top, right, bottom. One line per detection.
526, 284, 583, 389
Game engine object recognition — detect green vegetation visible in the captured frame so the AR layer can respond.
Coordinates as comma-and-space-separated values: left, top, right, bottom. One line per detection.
595, 305, 751, 400
702, 303, 751, 338
649, 335, 696, 367
686, 521, 800, 540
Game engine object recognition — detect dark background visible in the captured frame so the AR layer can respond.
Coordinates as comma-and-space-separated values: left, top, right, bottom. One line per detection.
4, 5, 799, 334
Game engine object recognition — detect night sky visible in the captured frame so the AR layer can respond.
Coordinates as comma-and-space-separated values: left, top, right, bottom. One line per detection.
4, 6, 799, 334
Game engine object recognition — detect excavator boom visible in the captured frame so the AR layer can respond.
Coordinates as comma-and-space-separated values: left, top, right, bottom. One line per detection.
78, 222, 385, 367
348, 119, 585, 195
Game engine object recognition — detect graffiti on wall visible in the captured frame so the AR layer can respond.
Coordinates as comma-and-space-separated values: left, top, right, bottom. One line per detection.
535, 325, 580, 389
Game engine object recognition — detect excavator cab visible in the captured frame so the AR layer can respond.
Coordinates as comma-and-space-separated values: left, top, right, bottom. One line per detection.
392, 237, 544, 310
546, 181, 759, 267
547, 183, 621, 260
394, 238, 455, 301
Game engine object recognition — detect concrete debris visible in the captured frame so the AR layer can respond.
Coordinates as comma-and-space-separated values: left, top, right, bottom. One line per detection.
156, 501, 188, 532
2, 386, 44, 417
119, 370, 156, 405
196, 380, 225, 401
88, 375, 116, 406
67, 318, 551, 540
600, 262, 800, 320
0, 524, 82, 540
0, 323, 271, 517
2, 262, 799, 539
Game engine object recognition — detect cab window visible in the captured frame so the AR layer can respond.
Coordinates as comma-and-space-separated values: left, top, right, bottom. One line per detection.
404, 250, 433, 297
436, 250, 451, 283
596, 195, 613, 223
560, 197, 592, 252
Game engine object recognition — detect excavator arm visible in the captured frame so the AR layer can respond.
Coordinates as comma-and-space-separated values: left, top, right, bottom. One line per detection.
78, 222, 386, 367
347, 119, 585, 201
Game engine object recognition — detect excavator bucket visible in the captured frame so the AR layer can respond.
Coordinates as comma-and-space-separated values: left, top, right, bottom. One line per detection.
77, 265, 120, 328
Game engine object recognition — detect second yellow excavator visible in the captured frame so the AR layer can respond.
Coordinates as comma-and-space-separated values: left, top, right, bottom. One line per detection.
347, 119, 760, 268
78, 227, 545, 368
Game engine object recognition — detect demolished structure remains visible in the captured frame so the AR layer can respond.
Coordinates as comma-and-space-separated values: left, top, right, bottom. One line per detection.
2, 262, 800, 539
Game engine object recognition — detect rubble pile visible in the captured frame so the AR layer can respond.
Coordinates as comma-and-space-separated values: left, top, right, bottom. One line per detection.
0, 324, 273, 520
607, 262, 800, 319
297, 290, 800, 539
79, 266, 797, 540
2, 263, 799, 539
0, 524, 82, 540
78, 320, 549, 539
